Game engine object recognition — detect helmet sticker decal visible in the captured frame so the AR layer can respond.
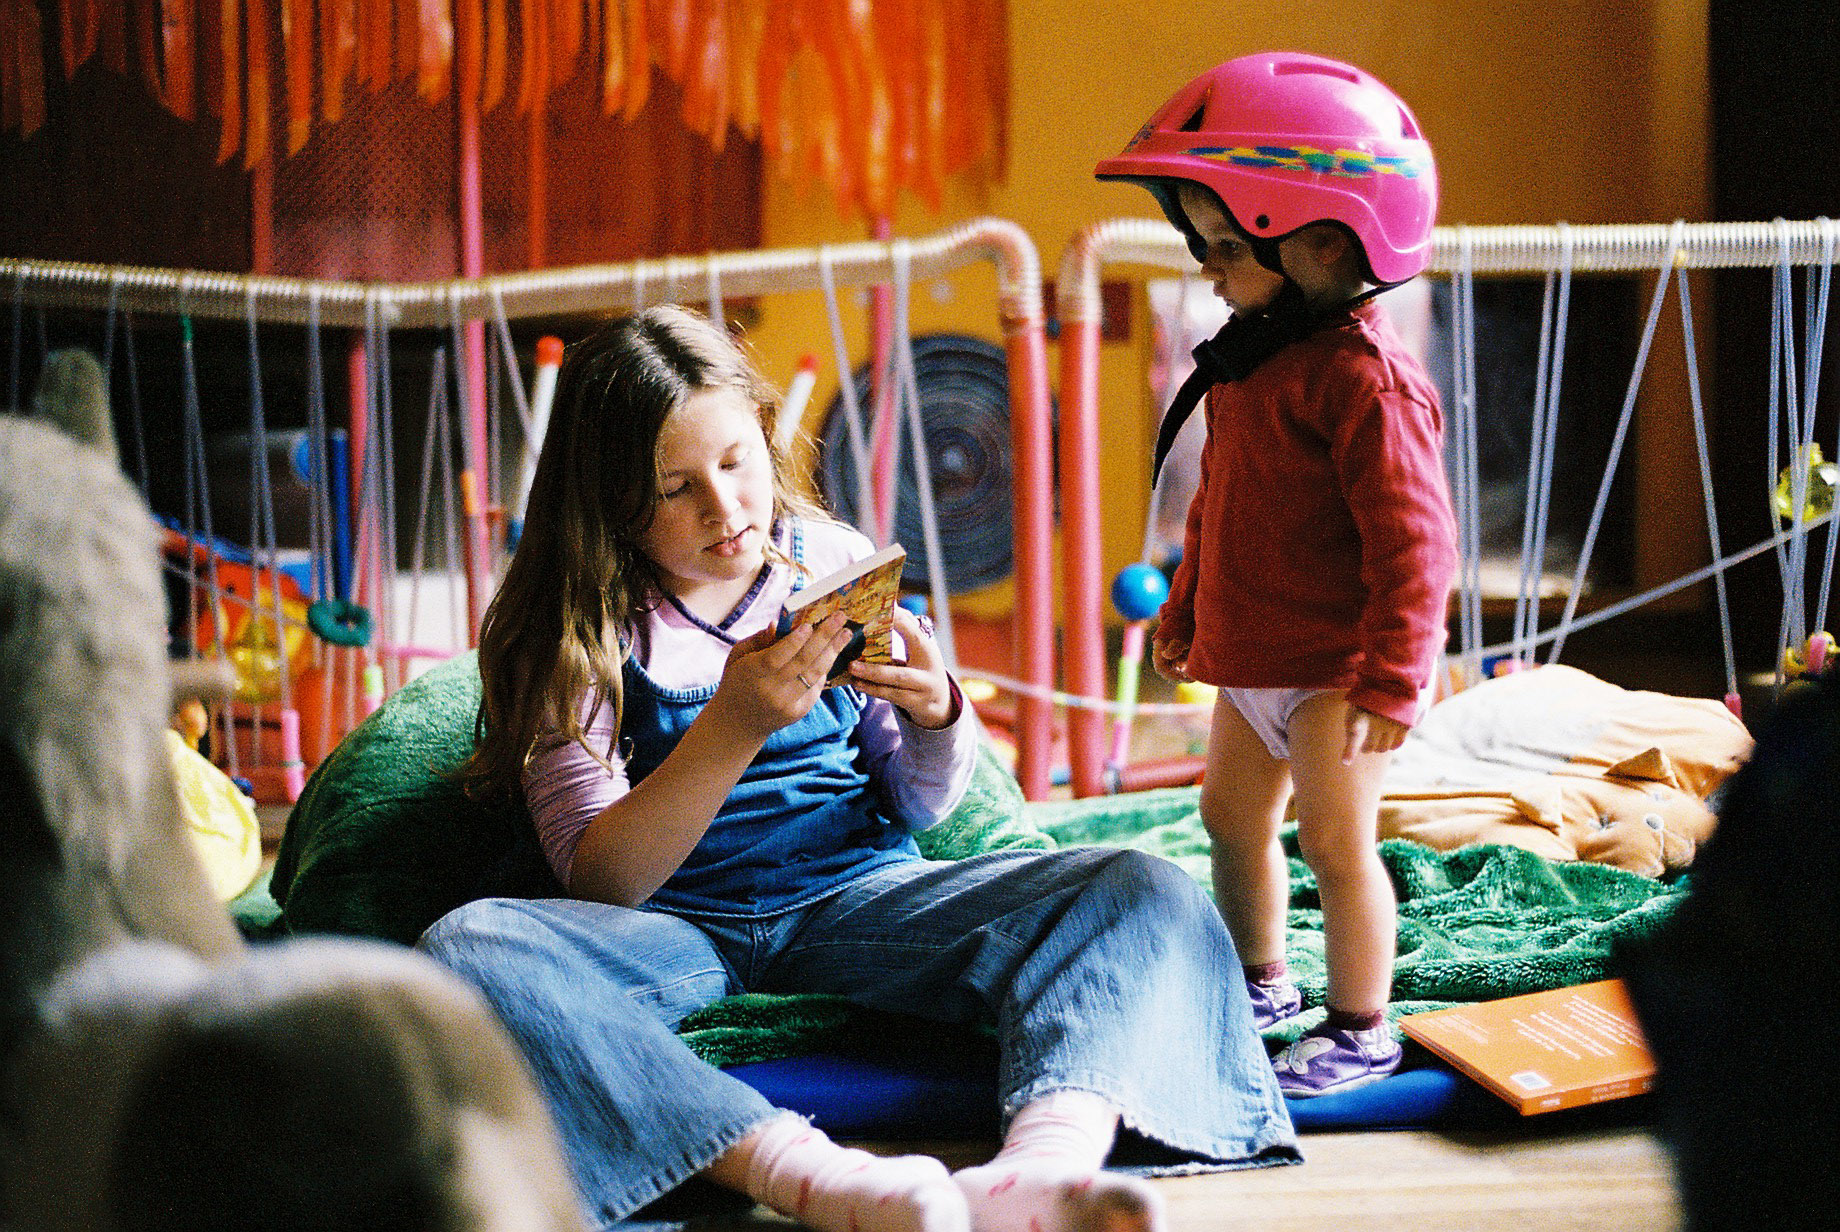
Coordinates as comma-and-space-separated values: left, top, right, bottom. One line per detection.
1191, 145, 1428, 179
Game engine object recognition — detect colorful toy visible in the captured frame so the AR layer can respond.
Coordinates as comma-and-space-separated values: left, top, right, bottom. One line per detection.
1780, 631, 1834, 701
1773, 443, 1838, 522
1107, 563, 1170, 776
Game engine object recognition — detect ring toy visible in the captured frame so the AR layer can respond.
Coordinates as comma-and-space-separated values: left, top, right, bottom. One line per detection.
307, 598, 375, 648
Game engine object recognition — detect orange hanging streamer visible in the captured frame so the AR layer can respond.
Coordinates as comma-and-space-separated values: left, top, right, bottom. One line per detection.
554, 0, 581, 77
650, 0, 689, 82
752, 0, 794, 161
1, 0, 17, 133
682, 0, 728, 147
281, 0, 313, 152
98, 0, 128, 74
395, 0, 422, 82
214, 0, 242, 162
483, 0, 507, 111
454, 0, 482, 109
59, 0, 81, 78
724, 0, 763, 139
5, 0, 51, 135
322, 0, 357, 124
619, 0, 649, 119
359, 0, 394, 92
130, 0, 163, 111
914, 0, 946, 209
161, 0, 196, 119
10, 0, 1011, 225
516, 0, 543, 112
599, 0, 625, 111
243, 0, 272, 167
846, 0, 893, 218
417, 0, 453, 101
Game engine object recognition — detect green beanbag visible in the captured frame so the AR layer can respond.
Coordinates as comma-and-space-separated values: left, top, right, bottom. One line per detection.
269, 653, 1050, 946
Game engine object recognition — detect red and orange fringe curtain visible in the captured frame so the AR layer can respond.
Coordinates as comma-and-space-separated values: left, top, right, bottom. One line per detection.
0, 0, 1008, 218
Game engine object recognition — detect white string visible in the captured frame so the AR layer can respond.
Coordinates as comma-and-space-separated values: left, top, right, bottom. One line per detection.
374, 298, 403, 691
488, 288, 534, 438
406, 346, 462, 659
106, 271, 153, 496
705, 257, 726, 328
1674, 262, 1740, 701
245, 287, 291, 712
1771, 218, 1816, 674
889, 241, 958, 671
176, 293, 238, 779
302, 290, 340, 757
1450, 230, 1484, 681
1810, 219, 1839, 628
1547, 220, 1684, 664
1513, 224, 1573, 661
816, 250, 877, 540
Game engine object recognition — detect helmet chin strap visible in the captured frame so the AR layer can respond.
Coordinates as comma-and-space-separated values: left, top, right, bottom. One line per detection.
1149, 281, 1393, 485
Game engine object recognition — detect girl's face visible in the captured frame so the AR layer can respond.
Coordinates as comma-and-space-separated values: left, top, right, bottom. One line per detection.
1177, 183, 1286, 316
638, 385, 777, 610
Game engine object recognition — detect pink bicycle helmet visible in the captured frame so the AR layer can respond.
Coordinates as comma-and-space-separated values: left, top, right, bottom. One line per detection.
1095, 52, 1437, 285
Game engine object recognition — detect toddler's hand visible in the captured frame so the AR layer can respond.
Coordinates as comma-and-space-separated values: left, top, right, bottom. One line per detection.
710, 612, 852, 741
846, 605, 956, 729
1342, 706, 1408, 764
1151, 629, 1192, 683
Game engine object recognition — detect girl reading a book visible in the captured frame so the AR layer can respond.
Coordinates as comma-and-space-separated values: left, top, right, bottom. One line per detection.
418, 307, 1297, 1232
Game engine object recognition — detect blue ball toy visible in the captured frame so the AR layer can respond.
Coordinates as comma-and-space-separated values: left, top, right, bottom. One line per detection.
1111, 563, 1168, 621
898, 594, 930, 616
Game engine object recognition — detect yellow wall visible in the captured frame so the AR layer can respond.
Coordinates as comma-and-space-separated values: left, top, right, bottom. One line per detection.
743, 1, 1710, 618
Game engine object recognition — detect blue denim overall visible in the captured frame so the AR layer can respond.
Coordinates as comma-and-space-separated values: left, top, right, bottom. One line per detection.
420, 611, 1297, 1229
622, 656, 918, 917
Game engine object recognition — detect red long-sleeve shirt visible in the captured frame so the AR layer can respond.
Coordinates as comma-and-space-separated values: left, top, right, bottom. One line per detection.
1157, 302, 1457, 726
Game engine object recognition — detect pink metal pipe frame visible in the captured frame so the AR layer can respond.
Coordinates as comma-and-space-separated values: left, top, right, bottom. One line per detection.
1055, 219, 1198, 796
0, 219, 1061, 796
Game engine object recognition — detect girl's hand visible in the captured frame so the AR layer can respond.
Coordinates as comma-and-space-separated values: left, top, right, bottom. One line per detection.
1152, 628, 1193, 683
846, 605, 956, 729
708, 611, 854, 742
1342, 705, 1408, 764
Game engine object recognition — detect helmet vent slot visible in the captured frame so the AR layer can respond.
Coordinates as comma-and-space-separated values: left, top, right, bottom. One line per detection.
1177, 99, 1209, 132
1276, 59, 1360, 84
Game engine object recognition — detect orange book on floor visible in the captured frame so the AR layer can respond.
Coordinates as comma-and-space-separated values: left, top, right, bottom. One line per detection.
1399, 978, 1656, 1115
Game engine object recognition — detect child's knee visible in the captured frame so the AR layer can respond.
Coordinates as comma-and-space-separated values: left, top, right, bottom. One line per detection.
1292, 827, 1384, 885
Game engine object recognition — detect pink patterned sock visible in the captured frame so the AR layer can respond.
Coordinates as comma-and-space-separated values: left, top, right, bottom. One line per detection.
743, 1115, 969, 1232
951, 1092, 1165, 1232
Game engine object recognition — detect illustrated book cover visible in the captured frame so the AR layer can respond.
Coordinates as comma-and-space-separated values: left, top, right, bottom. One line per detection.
1399, 978, 1656, 1115
776, 543, 907, 684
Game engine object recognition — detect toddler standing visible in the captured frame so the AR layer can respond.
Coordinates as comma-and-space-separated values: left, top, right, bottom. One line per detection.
1097, 52, 1458, 1096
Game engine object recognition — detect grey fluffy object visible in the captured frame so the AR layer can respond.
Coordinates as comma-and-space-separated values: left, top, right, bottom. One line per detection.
29, 348, 117, 459
1, 359, 587, 1232
0, 412, 242, 1066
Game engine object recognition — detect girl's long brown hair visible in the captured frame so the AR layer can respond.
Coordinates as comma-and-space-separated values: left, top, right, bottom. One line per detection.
462, 306, 825, 803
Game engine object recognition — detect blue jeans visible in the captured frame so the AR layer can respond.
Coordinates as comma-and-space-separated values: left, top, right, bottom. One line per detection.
418, 847, 1298, 1228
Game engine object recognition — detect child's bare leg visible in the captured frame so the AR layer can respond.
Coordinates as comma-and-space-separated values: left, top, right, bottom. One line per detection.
1285, 693, 1397, 1016
1197, 696, 1293, 966
704, 1114, 969, 1232
951, 1091, 1164, 1232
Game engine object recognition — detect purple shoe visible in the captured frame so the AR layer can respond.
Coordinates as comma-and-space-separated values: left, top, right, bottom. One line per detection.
1246, 978, 1303, 1031
1272, 1022, 1403, 1097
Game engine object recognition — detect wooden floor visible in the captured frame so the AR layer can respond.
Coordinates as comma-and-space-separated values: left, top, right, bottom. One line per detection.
687, 1124, 1682, 1230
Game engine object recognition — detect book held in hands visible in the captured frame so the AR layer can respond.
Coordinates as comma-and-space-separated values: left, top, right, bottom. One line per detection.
776, 543, 907, 685
1399, 978, 1656, 1115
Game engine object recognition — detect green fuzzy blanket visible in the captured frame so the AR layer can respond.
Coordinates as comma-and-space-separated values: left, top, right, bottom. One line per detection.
259, 654, 1687, 1064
